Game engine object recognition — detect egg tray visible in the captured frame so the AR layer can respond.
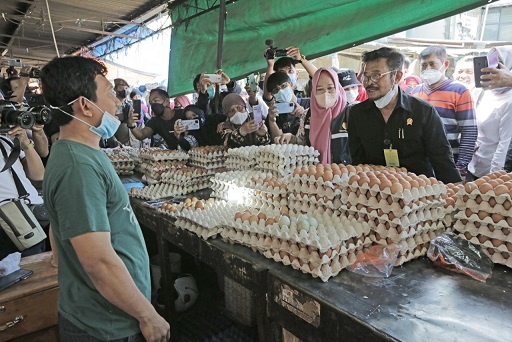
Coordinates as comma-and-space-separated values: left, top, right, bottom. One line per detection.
442, 213, 457, 229
289, 173, 348, 188
457, 188, 512, 204
371, 220, 444, 242
129, 181, 211, 200
116, 170, 134, 176
254, 144, 320, 158
344, 183, 446, 206
187, 161, 227, 170
175, 218, 222, 240
188, 154, 227, 162
458, 231, 512, 253
188, 145, 228, 155
345, 206, 445, 228
370, 229, 444, 254
288, 183, 343, 200
161, 170, 215, 182
137, 160, 187, 172
454, 220, 512, 242
366, 240, 431, 267
255, 166, 306, 178
288, 199, 341, 213
480, 247, 512, 268
454, 209, 512, 229
344, 189, 444, 211
175, 201, 243, 230
212, 170, 270, 186
455, 197, 512, 216
140, 152, 189, 162
245, 183, 288, 197
342, 196, 440, 216
141, 175, 161, 185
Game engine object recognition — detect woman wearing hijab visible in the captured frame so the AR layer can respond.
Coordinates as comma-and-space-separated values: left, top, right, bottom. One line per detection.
403, 75, 422, 94
467, 46, 512, 180
174, 95, 192, 109
274, 67, 347, 164
217, 93, 271, 147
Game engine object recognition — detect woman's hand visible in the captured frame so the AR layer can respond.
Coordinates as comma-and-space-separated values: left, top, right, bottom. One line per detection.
173, 119, 187, 139
274, 133, 293, 145
291, 102, 305, 118
239, 119, 259, 136
256, 122, 268, 136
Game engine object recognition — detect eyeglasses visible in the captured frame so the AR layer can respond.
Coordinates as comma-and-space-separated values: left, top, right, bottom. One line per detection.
271, 83, 290, 95
227, 104, 245, 116
361, 70, 396, 84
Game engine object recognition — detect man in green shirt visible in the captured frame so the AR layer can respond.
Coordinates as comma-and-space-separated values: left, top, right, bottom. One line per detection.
41, 57, 170, 342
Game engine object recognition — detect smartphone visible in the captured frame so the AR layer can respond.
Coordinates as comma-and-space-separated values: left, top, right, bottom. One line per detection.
275, 102, 295, 114
0, 269, 33, 292
181, 119, 200, 130
473, 56, 488, 88
7, 58, 22, 67
247, 73, 258, 92
133, 99, 141, 120
252, 105, 263, 124
205, 74, 222, 83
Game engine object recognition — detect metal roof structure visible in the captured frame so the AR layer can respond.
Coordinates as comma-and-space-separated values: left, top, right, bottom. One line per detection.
0, 0, 168, 68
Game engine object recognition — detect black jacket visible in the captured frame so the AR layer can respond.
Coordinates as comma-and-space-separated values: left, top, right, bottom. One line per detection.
348, 88, 461, 183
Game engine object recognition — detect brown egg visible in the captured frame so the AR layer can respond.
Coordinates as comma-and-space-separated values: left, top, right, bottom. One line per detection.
502, 252, 510, 259
280, 205, 289, 215
234, 212, 243, 220
349, 174, 360, 184
502, 228, 510, 235
322, 171, 334, 182
248, 215, 259, 224
465, 182, 477, 193
445, 198, 455, 207
488, 197, 497, 207
478, 235, 489, 243
475, 195, 483, 204
506, 217, 512, 227
492, 213, 504, 223
265, 218, 275, 225
185, 198, 192, 205
390, 182, 403, 194
292, 168, 300, 175
491, 238, 502, 247
494, 185, 509, 196
477, 210, 488, 220
332, 168, 342, 176
474, 178, 486, 187
195, 201, 205, 209
241, 212, 251, 222
479, 183, 493, 194
346, 165, 356, 173
464, 232, 473, 240
358, 177, 370, 186
258, 212, 267, 220
400, 179, 411, 190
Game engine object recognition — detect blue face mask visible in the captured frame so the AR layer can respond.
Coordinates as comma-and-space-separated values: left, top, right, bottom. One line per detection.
207, 85, 215, 99
52, 97, 121, 139
274, 86, 294, 103
287, 73, 297, 88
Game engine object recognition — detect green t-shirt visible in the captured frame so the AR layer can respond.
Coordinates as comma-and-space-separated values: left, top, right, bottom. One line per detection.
43, 140, 150, 340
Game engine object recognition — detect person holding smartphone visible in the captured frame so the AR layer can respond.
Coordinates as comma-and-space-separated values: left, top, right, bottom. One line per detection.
171, 105, 212, 152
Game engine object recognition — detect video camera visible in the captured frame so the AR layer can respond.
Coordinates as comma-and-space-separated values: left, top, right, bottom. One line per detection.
0, 100, 52, 133
265, 39, 288, 60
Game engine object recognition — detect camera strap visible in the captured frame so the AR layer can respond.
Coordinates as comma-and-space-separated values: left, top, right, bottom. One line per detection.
0, 136, 28, 199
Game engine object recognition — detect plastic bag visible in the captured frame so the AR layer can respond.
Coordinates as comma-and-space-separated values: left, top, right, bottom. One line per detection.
427, 232, 493, 282
348, 244, 401, 277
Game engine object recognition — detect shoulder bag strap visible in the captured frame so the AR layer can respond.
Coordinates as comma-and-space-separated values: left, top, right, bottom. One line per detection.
0, 137, 29, 199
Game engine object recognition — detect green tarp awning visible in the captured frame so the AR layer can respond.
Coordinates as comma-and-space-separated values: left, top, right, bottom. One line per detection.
168, 0, 493, 96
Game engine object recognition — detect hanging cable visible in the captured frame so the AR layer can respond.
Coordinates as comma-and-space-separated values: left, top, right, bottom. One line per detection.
44, 0, 60, 57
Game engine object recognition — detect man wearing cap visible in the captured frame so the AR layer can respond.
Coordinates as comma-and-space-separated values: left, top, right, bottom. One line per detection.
338, 69, 361, 105
113, 78, 134, 146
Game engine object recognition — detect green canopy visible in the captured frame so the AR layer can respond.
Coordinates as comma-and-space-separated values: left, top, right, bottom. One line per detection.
168, 0, 493, 96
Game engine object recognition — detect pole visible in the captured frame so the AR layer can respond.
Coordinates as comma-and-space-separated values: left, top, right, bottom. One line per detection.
480, 5, 489, 41
215, 0, 226, 114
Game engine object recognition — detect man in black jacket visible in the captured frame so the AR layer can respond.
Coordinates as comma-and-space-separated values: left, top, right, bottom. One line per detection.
348, 47, 461, 184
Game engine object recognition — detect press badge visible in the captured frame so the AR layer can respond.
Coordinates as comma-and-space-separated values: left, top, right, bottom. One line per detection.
384, 145, 400, 167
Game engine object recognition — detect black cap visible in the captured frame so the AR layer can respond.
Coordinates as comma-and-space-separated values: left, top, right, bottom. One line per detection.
337, 69, 361, 89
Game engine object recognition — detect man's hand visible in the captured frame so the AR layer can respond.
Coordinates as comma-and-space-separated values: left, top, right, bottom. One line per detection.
291, 102, 305, 118
240, 119, 259, 136
286, 46, 302, 61
20, 66, 31, 77
8, 126, 30, 146
198, 73, 211, 94
128, 109, 138, 127
264, 47, 275, 65
481, 62, 512, 89
255, 122, 268, 136
274, 133, 293, 144
31, 124, 44, 133
268, 101, 278, 122
244, 85, 257, 101
173, 119, 187, 139
217, 70, 230, 85
139, 312, 170, 342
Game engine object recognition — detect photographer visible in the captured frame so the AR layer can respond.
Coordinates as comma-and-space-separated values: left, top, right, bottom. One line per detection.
262, 44, 317, 103
0, 120, 47, 260
113, 78, 134, 146
193, 70, 242, 115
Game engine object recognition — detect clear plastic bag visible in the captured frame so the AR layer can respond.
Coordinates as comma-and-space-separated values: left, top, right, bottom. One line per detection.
427, 232, 493, 282
348, 244, 401, 278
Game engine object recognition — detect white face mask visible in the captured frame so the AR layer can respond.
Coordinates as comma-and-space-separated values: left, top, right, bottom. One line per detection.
315, 92, 337, 109
420, 67, 444, 86
229, 111, 248, 125
345, 89, 359, 104
275, 86, 294, 103
374, 85, 396, 109
288, 73, 297, 88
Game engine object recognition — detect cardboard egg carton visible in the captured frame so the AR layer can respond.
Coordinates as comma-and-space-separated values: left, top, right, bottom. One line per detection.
287, 182, 343, 199
481, 246, 512, 268
187, 160, 227, 169
345, 206, 445, 228
454, 209, 512, 229
188, 145, 228, 158
345, 181, 446, 204
288, 193, 343, 209
458, 232, 512, 253
139, 148, 189, 161
175, 218, 223, 240
211, 170, 269, 187
455, 196, 512, 216
245, 179, 288, 196
457, 187, 512, 203
454, 220, 512, 242
371, 220, 444, 242
342, 194, 439, 216
128, 181, 210, 200
370, 229, 443, 253
254, 144, 320, 158
394, 244, 429, 266
161, 166, 215, 183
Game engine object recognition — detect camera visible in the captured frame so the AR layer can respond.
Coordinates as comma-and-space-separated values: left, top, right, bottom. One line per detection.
0, 100, 52, 133
265, 39, 288, 59
29, 68, 41, 79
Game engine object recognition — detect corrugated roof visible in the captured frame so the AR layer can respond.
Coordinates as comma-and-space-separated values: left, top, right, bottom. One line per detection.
0, 0, 167, 68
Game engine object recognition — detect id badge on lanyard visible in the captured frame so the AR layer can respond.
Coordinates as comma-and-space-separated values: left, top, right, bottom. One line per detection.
384, 144, 400, 167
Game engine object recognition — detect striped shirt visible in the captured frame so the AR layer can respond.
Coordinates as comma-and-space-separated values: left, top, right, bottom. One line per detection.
410, 78, 477, 173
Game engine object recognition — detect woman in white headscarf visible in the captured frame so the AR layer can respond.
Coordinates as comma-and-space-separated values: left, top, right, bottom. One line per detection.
467, 46, 512, 180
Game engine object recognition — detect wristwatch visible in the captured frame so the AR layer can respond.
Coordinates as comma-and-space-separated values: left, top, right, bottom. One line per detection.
128, 124, 136, 129
299, 54, 306, 63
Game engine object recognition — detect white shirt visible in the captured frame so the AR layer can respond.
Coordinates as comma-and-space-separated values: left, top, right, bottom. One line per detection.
468, 89, 512, 177
0, 137, 43, 205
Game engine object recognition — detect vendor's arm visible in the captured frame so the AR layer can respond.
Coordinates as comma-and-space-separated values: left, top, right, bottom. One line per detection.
287, 46, 317, 77
71, 232, 170, 342
128, 113, 154, 140
9, 126, 44, 181
31, 124, 49, 158
481, 62, 512, 89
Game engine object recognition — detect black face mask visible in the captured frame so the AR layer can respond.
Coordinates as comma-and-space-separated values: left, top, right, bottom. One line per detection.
151, 103, 165, 116
117, 89, 127, 98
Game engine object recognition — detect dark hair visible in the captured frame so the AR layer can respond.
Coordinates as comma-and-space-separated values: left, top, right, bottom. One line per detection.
266, 72, 291, 92
129, 90, 137, 99
149, 88, 169, 99
419, 46, 447, 63
362, 47, 404, 74
403, 57, 411, 70
41, 56, 107, 126
193, 74, 201, 92
273, 57, 297, 72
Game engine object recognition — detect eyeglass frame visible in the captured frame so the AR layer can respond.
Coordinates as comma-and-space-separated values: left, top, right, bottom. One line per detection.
361, 70, 397, 84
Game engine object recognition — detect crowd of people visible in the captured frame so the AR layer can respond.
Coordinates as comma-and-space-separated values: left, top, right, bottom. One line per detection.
1, 43, 512, 341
